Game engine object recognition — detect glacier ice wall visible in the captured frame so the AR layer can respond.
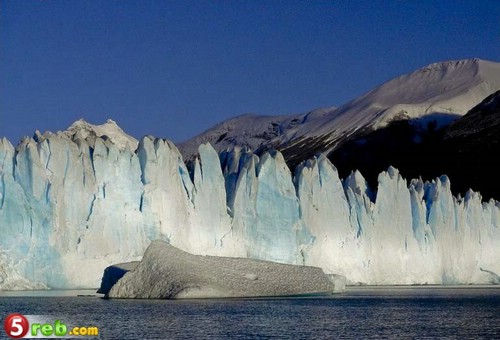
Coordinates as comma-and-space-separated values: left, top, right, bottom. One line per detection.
1, 134, 500, 289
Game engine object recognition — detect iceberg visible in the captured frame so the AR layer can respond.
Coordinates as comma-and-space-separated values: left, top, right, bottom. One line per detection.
1, 121, 500, 289
98, 240, 338, 299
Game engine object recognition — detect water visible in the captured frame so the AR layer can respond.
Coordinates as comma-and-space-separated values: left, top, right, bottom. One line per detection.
1, 286, 500, 339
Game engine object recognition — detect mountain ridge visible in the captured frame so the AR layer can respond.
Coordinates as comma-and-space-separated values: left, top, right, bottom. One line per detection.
179, 58, 500, 163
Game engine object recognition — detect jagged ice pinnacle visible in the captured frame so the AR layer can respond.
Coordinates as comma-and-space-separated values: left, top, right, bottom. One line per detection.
0, 119, 499, 289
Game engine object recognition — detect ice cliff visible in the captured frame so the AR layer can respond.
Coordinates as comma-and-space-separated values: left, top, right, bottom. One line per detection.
0, 121, 499, 288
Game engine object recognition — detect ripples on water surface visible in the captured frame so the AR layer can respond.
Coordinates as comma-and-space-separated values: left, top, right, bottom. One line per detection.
1, 286, 499, 339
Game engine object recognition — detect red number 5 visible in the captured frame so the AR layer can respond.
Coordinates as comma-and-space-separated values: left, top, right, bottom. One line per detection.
3, 313, 29, 339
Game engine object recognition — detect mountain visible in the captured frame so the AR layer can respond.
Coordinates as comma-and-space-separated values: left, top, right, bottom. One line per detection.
179, 58, 500, 195
1, 119, 500, 289
438, 90, 500, 199
328, 88, 500, 201
444, 89, 500, 141
178, 107, 334, 163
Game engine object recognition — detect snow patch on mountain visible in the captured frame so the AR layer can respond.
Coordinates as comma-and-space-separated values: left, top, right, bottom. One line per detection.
178, 112, 309, 162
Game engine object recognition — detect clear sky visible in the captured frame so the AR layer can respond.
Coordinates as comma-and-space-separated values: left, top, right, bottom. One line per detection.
1, 0, 499, 144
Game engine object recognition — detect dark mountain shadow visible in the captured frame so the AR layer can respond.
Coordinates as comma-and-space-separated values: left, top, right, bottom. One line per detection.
439, 90, 500, 200
327, 117, 447, 196
328, 94, 500, 200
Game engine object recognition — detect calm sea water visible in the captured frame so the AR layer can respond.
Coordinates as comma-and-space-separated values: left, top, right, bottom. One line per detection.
1, 286, 500, 339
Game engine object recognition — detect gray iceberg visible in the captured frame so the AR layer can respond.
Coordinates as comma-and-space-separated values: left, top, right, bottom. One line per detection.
98, 240, 340, 299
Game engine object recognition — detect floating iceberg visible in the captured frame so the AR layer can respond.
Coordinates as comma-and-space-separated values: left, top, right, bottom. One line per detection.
98, 240, 338, 299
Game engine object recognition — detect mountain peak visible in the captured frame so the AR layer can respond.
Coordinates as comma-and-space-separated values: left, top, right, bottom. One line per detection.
406, 58, 500, 88
417, 58, 482, 72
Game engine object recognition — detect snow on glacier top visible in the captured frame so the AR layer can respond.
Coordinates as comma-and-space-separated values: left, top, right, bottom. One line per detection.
35, 118, 139, 151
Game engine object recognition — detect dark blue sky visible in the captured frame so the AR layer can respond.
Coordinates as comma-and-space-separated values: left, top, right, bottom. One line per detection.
1, 1, 499, 144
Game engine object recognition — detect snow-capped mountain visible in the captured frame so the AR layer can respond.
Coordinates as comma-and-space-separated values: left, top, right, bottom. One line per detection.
179, 58, 500, 165
178, 107, 335, 162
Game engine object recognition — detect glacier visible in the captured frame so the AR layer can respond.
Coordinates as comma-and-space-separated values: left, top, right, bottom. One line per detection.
1, 121, 500, 289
